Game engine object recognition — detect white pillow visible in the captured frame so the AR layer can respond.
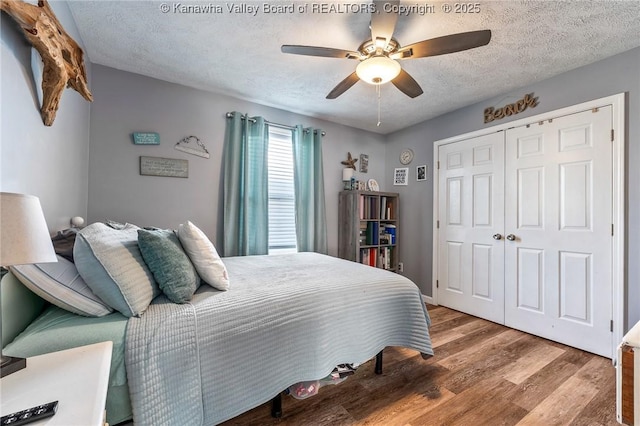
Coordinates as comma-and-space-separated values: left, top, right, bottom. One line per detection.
177, 221, 229, 291
11, 255, 113, 317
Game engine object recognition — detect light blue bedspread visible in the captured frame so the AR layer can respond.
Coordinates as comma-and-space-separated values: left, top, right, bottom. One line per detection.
125, 253, 433, 425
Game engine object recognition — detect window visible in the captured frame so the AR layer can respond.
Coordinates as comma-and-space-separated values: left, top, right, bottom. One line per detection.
267, 127, 297, 254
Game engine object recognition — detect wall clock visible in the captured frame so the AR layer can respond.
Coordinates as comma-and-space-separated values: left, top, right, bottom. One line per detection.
400, 148, 414, 165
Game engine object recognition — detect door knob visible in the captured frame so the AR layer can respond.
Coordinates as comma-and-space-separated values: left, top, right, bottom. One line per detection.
506, 234, 516, 241
492, 234, 502, 240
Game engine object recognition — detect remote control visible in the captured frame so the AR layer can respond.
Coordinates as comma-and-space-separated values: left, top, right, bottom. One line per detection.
1, 401, 57, 426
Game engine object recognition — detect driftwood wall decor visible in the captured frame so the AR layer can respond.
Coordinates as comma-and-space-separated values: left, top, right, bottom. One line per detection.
1, 0, 93, 126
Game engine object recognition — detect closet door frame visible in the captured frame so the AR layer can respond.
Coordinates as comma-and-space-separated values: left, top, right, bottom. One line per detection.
432, 93, 626, 360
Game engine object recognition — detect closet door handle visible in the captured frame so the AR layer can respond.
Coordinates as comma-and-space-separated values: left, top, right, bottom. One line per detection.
506, 234, 516, 241
492, 234, 502, 240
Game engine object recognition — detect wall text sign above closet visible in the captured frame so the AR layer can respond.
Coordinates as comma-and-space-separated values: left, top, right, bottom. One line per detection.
484, 93, 539, 123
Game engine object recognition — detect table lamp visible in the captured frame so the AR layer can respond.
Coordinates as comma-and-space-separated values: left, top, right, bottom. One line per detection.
342, 168, 355, 190
1, 192, 57, 377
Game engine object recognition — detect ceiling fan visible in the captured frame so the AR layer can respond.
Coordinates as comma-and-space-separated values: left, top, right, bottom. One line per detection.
281, 0, 491, 99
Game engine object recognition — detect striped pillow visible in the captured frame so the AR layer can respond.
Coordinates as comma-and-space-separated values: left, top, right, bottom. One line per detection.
74, 222, 160, 317
11, 255, 112, 317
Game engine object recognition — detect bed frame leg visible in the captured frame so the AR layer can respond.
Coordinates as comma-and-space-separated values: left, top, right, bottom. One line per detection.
271, 392, 282, 418
375, 350, 383, 375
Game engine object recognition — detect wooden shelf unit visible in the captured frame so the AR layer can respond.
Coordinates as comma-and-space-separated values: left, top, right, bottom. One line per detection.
338, 190, 399, 272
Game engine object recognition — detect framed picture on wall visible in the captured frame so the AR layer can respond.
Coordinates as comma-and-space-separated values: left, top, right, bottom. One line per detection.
417, 165, 427, 181
394, 167, 408, 185
359, 154, 369, 173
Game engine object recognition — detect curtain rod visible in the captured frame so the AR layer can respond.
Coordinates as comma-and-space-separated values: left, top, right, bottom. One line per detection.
225, 112, 326, 136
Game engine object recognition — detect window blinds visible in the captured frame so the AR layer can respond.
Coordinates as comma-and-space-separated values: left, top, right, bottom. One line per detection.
268, 127, 297, 253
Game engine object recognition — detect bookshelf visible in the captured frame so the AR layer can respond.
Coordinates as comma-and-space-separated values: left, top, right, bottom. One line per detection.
338, 190, 399, 272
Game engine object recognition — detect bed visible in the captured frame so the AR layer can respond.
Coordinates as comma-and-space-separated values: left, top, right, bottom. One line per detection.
1, 224, 433, 425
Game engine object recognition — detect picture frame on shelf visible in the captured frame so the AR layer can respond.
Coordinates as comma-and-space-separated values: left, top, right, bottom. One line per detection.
417, 165, 427, 181
393, 168, 408, 186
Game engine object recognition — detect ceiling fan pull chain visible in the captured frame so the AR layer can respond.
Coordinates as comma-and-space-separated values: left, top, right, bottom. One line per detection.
377, 84, 382, 126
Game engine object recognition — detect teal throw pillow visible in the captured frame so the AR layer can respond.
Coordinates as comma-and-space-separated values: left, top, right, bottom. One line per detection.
137, 229, 200, 304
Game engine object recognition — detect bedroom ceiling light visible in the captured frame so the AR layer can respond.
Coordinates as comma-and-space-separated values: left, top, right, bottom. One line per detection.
356, 56, 401, 85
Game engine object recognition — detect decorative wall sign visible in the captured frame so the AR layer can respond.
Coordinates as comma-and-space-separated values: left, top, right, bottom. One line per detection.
359, 154, 369, 173
140, 156, 188, 178
393, 168, 408, 186
132, 132, 160, 145
484, 93, 539, 123
175, 136, 210, 158
417, 165, 427, 181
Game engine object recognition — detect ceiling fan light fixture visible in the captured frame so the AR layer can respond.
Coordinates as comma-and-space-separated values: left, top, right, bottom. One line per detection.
356, 56, 401, 85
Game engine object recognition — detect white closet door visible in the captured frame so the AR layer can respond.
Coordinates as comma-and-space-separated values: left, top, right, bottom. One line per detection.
437, 132, 505, 323
504, 107, 613, 357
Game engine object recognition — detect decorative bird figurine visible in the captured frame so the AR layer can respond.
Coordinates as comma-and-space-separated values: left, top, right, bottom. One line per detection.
341, 152, 358, 170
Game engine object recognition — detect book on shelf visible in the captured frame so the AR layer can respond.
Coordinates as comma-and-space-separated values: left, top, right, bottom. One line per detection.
359, 247, 394, 269
364, 221, 380, 245
358, 222, 367, 245
359, 194, 381, 219
378, 224, 396, 246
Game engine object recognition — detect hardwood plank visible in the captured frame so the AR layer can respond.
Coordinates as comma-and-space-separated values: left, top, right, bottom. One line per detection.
427, 312, 479, 335
438, 328, 523, 370
411, 376, 521, 425
499, 340, 565, 384
516, 376, 600, 425
507, 360, 582, 411
569, 357, 618, 426
429, 327, 466, 349
425, 305, 467, 324
429, 320, 507, 361
440, 333, 542, 395
352, 387, 456, 426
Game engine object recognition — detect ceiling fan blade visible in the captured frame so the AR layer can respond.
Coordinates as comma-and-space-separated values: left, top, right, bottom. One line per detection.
326, 72, 360, 99
393, 30, 492, 59
392, 69, 423, 98
281, 45, 361, 59
370, 0, 399, 49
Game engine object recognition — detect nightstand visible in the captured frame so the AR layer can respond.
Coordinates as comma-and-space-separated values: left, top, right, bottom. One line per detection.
0, 341, 112, 426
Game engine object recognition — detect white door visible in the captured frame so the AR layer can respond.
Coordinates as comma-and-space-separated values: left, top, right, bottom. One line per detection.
437, 132, 505, 323
504, 107, 613, 357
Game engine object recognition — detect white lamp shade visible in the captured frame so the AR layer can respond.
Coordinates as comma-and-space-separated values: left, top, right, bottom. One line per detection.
1, 192, 57, 266
356, 56, 401, 85
342, 168, 355, 181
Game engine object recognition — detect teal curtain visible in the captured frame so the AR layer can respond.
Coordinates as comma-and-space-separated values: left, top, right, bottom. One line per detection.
223, 112, 269, 256
292, 125, 327, 254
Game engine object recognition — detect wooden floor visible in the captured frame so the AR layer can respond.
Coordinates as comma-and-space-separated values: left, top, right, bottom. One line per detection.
221, 305, 617, 426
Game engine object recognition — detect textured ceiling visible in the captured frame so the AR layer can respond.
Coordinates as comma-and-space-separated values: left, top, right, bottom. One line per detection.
67, 1, 640, 134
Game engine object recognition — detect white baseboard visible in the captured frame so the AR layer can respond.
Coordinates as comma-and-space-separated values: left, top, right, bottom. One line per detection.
422, 294, 434, 305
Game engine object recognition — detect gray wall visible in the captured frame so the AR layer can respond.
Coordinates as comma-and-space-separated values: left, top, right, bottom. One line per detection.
87, 65, 387, 256
386, 47, 640, 328
0, 2, 91, 232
